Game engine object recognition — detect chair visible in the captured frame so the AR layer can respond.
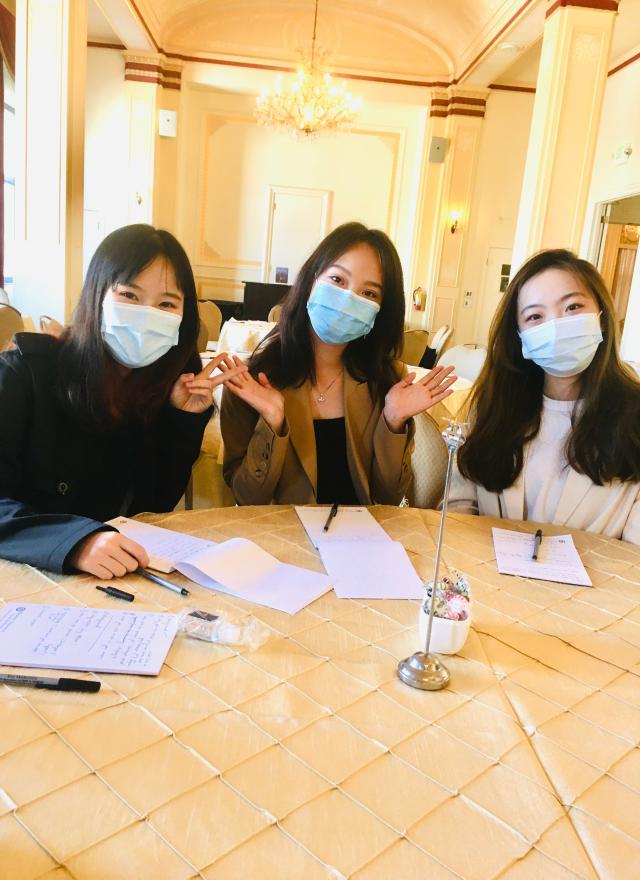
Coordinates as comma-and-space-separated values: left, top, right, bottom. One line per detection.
197, 301, 223, 345
39, 315, 64, 337
410, 411, 448, 509
0, 304, 24, 351
437, 344, 487, 383
401, 329, 430, 366
429, 324, 452, 356
267, 304, 282, 323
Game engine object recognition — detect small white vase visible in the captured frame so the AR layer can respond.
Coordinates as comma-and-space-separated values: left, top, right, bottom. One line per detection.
418, 606, 470, 655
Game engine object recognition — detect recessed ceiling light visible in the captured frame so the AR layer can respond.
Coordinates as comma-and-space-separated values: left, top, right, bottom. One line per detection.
499, 41, 521, 51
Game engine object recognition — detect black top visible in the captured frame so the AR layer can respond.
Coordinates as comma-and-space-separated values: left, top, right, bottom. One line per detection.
0, 333, 211, 573
313, 417, 358, 505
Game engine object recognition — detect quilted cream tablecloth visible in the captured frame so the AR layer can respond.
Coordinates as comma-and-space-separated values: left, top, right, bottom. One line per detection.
1, 506, 639, 879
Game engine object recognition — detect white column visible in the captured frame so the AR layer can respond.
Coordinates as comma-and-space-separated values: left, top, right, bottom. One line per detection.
14, 0, 87, 323
511, 0, 617, 271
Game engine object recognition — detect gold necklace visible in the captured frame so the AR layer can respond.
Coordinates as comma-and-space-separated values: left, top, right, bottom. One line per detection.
313, 370, 342, 403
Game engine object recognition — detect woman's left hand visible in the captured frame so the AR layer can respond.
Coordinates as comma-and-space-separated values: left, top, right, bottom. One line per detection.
383, 365, 457, 433
170, 352, 248, 414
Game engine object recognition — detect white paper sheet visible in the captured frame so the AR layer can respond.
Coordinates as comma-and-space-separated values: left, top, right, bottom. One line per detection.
108, 516, 211, 572
295, 506, 391, 549
108, 519, 331, 614
175, 538, 331, 614
0, 604, 178, 675
319, 540, 424, 599
492, 527, 592, 587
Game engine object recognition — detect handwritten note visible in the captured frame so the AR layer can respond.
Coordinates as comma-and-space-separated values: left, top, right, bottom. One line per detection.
108, 516, 210, 572
0, 604, 179, 675
492, 528, 592, 587
109, 519, 331, 614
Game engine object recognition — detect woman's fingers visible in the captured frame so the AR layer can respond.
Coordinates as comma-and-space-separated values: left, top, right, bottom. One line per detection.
208, 364, 247, 387
118, 537, 149, 570
420, 365, 456, 387
401, 372, 417, 386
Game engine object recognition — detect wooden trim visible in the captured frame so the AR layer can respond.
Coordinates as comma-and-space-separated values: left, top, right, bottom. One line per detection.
87, 40, 125, 50
164, 51, 450, 88
546, 0, 618, 18
455, 0, 537, 83
125, 61, 163, 73
449, 108, 486, 117
608, 50, 640, 77
124, 59, 182, 90
128, 0, 159, 52
124, 73, 161, 85
489, 82, 536, 93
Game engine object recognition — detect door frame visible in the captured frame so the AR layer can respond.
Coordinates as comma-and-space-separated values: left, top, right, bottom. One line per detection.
261, 185, 331, 283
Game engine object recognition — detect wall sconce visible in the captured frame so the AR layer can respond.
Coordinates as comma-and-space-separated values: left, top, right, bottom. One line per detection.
450, 210, 461, 234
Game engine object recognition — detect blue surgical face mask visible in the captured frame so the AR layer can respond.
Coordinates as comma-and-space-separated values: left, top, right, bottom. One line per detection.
306, 280, 380, 345
519, 311, 603, 378
101, 298, 182, 368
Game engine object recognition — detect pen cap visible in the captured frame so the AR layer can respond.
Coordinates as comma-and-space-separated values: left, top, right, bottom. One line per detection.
36, 679, 101, 692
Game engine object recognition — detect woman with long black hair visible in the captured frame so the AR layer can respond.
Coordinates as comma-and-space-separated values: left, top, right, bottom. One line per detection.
213, 222, 455, 505
0, 224, 245, 576
451, 248, 640, 543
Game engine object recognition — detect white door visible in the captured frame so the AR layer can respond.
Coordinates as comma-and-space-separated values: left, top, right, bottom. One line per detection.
475, 247, 513, 344
262, 186, 330, 285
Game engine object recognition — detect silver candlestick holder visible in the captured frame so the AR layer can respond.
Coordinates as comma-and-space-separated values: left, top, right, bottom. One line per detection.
397, 419, 467, 691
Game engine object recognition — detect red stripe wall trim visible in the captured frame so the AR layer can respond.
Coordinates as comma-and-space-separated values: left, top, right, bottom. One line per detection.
608, 50, 640, 76
489, 83, 536, 92
546, 0, 618, 18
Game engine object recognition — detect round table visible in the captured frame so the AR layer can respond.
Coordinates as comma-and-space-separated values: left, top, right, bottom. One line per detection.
0, 506, 639, 878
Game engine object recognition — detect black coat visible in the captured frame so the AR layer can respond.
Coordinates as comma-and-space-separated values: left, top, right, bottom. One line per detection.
0, 333, 211, 572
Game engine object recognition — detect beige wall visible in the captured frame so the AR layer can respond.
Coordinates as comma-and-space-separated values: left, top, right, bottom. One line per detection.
455, 89, 535, 344
583, 58, 640, 363
176, 65, 430, 303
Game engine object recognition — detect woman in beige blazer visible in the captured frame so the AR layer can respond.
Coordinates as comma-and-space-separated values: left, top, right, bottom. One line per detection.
450, 248, 640, 544
216, 223, 456, 506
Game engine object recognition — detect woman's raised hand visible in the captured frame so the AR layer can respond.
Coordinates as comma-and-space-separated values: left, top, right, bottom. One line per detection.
383, 365, 457, 433
170, 352, 248, 414
221, 356, 285, 434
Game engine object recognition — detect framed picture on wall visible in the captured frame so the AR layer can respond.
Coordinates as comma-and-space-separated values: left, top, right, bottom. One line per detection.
275, 267, 289, 284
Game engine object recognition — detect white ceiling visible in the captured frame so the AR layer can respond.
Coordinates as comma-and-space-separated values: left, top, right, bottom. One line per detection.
88, 0, 640, 87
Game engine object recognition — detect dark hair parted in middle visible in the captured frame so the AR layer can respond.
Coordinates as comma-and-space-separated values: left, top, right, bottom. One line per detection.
58, 223, 200, 427
457, 248, 640, 492
250, 222, 406, 406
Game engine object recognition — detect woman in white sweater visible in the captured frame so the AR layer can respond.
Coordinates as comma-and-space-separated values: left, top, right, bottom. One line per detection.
450, 248, 640, 544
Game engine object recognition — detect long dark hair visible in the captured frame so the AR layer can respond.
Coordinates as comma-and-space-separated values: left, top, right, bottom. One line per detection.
58, 224, 199, 426
458, 248, 640, 490
250, 222, 406, 405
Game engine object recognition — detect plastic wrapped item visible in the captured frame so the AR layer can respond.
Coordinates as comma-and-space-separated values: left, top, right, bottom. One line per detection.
418, 569, 472, 655
176, 608, 270, 651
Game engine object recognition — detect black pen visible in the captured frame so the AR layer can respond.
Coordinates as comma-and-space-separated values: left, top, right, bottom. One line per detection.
0, 673, 101, 693
96, 585, 135, 602
532, 528, 543, 560
323, 503, 339, 533
136, 567, 190, 596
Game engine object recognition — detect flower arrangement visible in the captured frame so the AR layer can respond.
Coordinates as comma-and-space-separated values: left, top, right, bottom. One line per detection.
424, 570, 471, 622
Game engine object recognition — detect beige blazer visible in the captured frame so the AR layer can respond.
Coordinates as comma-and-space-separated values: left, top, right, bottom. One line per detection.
449, 458, 640, 545
221, 371, 415, 506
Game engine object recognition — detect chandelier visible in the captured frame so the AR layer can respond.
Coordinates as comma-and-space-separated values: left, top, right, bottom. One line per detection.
255, 0, 362, 137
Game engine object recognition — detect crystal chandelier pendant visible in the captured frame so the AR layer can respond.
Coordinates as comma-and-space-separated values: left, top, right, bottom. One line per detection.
255, 0, 362, 138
